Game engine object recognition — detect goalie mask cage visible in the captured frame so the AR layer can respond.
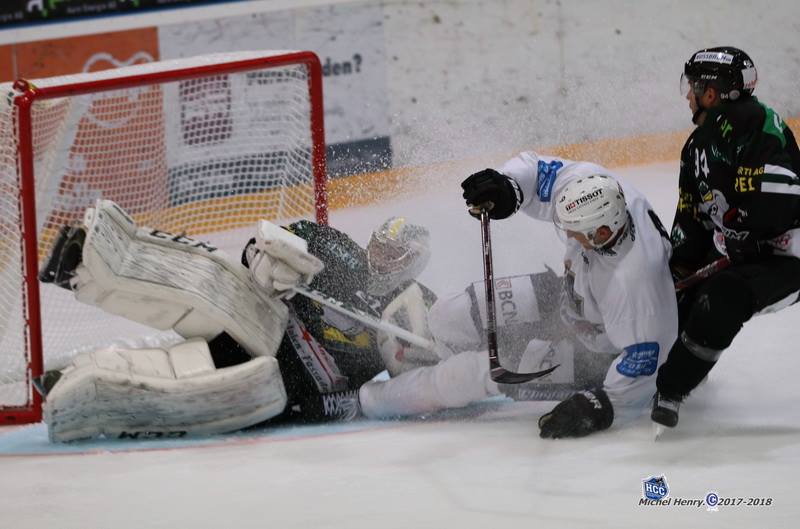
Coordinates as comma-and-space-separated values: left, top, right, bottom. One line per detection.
0, 50, 327, 424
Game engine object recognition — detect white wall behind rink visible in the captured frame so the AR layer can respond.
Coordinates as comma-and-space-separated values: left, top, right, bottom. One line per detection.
3, 0, 799, 169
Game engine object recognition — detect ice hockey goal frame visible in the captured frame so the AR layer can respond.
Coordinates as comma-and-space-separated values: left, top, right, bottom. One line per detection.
0, 50, 327, 424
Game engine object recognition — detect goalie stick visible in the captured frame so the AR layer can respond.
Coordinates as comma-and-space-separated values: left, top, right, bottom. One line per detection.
292, 284, 438, 351
475, 208, 559, 384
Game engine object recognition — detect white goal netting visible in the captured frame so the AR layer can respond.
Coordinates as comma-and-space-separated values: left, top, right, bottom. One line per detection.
0, 51, 326, 420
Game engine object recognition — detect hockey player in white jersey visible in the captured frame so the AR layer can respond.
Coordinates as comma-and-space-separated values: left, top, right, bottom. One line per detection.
360, 152, 679, 438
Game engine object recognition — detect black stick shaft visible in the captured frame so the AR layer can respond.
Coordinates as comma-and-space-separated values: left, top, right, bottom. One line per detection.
479, 210, 500, 368
473, 206, 559, 384
674, 256, 731, 292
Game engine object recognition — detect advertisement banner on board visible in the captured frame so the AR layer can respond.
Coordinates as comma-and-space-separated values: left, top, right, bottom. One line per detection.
1, 28, 164, 228
158, 2, 392, 177
1, 2, 392, 222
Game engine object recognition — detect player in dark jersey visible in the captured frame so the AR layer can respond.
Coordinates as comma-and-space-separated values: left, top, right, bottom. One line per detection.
243, 217, 437, 423
652, 46, 800, 429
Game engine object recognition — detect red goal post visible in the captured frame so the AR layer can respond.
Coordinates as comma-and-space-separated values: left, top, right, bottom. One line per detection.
0, 50, 328, 424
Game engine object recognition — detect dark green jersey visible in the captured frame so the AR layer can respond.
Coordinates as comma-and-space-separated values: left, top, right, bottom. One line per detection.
275, 220, 436, 417
670, 97, 800, 271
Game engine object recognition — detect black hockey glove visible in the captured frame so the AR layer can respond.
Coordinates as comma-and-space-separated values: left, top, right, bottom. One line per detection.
461, 168, 523, 220
721, 207, 772, 264
724, 235, 771, 264
538, 388, 614, 439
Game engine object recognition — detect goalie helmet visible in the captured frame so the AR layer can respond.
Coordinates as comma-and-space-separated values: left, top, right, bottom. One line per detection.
367, 217, 431, 296
553, 175, 627, 248
681, 46, 757, 101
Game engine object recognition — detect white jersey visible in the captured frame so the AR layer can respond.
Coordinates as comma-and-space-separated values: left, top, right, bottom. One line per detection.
360, 152, 678, 426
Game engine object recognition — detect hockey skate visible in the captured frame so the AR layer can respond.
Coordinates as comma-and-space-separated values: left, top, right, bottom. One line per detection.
651, 392, 680, 441
38, 224, 86, 290
300, 390, 362, 422
651, 392, 680, 426
31, 370, 63, 398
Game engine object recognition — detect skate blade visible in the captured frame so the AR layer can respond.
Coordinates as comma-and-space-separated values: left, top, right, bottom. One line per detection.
31, 376, 48, 399
653, 422, 666, 442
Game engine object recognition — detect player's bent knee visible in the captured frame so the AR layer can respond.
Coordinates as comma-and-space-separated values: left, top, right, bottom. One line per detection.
428, 291, 482, 352
44, 338, 287, 442
685, 272, 755, 349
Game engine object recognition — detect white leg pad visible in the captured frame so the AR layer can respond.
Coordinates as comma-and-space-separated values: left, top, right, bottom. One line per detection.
359, 351, 500, 419
72, 200, 288, 358
44, 338, 287, 442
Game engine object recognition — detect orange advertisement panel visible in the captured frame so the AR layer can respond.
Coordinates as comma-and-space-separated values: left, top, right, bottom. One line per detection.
11, 28, 170, 238
13, 27, 160, 80
0, 44, 13, 82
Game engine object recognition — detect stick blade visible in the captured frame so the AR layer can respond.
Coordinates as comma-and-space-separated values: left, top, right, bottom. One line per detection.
490, 364, 559, 384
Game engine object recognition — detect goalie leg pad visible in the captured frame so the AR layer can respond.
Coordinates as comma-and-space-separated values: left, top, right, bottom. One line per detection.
72, 200, 288, 358
44, 338, 287, 442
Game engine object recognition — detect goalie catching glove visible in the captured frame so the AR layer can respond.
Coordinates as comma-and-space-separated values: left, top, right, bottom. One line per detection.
538, 388, 614, 439
245, 220, 325, 299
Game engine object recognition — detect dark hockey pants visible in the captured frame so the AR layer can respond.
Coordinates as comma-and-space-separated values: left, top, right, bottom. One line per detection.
657, 255, 800, 400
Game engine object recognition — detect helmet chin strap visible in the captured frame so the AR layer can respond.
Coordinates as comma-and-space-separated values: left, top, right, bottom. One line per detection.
691, 83, 708, 125
692, 107, 706, 125
590, 219, 628, 251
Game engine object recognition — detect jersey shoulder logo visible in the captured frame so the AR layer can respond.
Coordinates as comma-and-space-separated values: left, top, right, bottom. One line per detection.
536, 160, 563, 202
759, 103, 788, 148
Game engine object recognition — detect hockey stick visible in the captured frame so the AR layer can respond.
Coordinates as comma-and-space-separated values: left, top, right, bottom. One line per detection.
674, 256, 731, 292
292, 284, 438, 351
475, 208, 559, 384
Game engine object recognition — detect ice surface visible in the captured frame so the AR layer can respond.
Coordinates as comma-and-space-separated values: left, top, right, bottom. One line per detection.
1, 161, 799, 528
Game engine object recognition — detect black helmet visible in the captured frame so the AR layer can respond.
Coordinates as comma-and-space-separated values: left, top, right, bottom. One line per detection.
682, 46, 757, 101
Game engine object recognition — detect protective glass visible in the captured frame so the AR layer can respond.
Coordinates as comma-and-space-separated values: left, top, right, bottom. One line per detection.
680, 73, 703, 97
679, 73, 692, 97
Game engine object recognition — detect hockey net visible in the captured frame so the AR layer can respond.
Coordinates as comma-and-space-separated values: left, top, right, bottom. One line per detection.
0, 51, 327, 423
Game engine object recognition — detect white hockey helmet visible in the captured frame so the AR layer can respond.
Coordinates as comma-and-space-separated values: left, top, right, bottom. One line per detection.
553, 174, 627, 248
367, 216, 431, 296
